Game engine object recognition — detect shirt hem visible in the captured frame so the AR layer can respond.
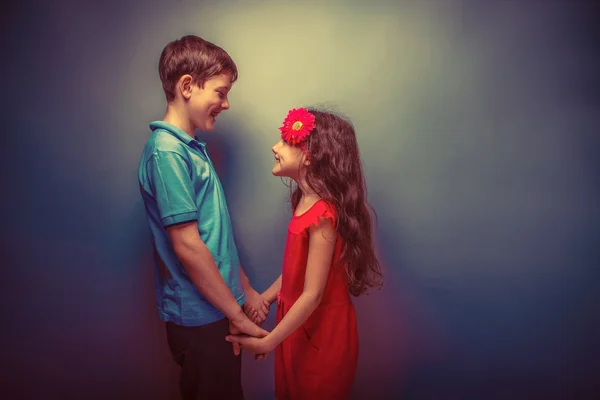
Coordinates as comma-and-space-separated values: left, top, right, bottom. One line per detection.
157, 292, 246, 327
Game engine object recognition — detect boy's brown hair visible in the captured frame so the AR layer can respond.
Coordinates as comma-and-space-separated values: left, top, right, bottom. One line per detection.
159, 35, 238, 102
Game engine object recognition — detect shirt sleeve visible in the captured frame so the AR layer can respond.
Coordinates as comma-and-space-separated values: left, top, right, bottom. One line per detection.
147, 151, 198, 227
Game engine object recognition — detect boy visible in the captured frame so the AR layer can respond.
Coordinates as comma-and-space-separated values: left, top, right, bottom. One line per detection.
138, 35, 270, 399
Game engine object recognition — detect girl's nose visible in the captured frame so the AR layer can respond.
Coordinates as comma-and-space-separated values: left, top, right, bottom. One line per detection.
272, 139, 281, 153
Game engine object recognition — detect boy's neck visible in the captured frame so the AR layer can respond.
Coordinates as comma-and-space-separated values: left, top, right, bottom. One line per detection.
163, 105, 195, 138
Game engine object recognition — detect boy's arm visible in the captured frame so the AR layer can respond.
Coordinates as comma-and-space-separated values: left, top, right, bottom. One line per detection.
168, 221, 265, 338
263, 217, 335, 349
239, 266, 252, 291
148, 151, 266, 338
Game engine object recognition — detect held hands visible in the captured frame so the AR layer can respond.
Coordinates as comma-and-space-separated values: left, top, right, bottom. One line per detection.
243, 288, 271, 325
228, 313, 269, 356
230, 284, 275, 359
226, 331, 275, 360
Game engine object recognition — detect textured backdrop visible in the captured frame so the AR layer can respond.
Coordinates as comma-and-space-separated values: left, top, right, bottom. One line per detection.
2, 0, 599, 399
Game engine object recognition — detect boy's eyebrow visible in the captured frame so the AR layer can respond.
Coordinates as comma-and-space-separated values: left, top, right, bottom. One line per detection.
215, 86, 231, 91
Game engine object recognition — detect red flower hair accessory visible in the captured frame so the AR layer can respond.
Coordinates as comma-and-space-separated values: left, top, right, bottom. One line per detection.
279, 107, 316, 146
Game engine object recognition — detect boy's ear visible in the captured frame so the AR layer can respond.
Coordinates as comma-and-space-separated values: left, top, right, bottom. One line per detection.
178, 74, 194, 100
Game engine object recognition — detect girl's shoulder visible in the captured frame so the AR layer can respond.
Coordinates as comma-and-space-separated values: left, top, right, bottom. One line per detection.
290, 200, 337, 235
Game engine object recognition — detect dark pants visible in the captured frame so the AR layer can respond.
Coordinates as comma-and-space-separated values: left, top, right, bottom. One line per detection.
166, 318, 243, 400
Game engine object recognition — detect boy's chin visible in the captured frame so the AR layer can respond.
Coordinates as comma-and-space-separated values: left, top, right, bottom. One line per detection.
204, 119, 216, 131
198, 115, 216, 131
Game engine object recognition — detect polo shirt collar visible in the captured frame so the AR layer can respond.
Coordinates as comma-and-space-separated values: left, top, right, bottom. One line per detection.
149, 121, 206, 146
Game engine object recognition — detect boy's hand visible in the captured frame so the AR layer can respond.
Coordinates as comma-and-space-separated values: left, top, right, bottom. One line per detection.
228, 319, 242, 356
228, 314, 268, 355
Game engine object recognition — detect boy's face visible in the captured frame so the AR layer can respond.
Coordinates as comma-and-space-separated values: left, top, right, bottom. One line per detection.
189, 73, 233, 131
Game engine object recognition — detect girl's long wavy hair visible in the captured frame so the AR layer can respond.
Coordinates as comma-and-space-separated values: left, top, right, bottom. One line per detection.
288, 107, 383, 296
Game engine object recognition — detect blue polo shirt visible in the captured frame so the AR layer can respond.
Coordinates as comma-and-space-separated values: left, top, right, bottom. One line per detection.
138, 121, 245, 326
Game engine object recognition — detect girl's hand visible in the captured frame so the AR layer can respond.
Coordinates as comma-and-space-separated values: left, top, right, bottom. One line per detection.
244, 289, 270, 325
243, 303, 267, 325
225, 334, 275, 355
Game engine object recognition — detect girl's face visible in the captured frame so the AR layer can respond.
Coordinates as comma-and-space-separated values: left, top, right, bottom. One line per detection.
271, 139, 308, 179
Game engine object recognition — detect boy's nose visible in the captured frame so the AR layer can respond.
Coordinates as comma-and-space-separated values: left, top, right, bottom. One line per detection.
221, 100, 230, 110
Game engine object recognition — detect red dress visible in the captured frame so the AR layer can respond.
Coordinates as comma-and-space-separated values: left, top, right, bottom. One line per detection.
275, 200, 359, 400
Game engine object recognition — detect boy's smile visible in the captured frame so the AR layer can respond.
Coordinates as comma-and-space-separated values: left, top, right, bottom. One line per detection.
189, 73, 233, 131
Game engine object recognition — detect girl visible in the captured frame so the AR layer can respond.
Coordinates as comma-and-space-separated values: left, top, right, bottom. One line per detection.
226, 107, 383, 399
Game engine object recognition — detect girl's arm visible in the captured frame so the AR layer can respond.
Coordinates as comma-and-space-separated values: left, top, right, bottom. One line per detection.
262, 274, 282, 305
264, 217, 336, 349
